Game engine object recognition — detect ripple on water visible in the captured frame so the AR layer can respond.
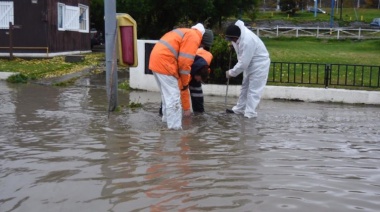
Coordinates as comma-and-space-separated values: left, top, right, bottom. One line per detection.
1, 87, 380, 212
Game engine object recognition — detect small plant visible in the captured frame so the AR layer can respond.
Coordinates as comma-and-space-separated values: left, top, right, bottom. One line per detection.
118, 80, 130, 90
128, 96, 142, 109
53, 77, 79, 86
6, 73, 28, 83
129, 101, 142, 108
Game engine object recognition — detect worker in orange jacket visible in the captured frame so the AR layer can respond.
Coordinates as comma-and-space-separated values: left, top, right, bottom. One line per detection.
159, 29, 214, 115
181, 29, 214, 113
149, 23, 205, 130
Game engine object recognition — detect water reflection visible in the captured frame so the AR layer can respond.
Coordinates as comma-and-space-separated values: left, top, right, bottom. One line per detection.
0, 79, 380, 212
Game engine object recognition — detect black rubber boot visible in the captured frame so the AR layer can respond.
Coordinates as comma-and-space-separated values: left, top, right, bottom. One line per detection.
226, 109, 235, 114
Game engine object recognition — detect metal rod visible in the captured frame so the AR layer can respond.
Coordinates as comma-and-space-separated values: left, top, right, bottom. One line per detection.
225, 50, 232, 108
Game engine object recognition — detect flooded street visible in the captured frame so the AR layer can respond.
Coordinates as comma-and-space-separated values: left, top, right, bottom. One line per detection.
1, 75, 380, 212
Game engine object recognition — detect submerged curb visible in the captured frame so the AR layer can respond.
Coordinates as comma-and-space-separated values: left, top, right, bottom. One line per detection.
0, 72, 18, 80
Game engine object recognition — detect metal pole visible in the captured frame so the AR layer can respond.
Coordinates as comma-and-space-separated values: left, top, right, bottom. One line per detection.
104, 0, 118, 112
324, 64, 330, 88
314, 0, 317, 17
225, 50, 232, 109
330, 0, 335, 28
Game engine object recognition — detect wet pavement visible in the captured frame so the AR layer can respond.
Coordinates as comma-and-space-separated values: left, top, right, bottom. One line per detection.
0, 74, 380, 212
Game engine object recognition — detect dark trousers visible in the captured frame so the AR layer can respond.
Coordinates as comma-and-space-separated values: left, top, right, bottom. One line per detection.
189, 79, 204, 113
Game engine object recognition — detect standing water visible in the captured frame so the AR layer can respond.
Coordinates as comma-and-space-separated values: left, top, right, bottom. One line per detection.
0, 75, 380, 212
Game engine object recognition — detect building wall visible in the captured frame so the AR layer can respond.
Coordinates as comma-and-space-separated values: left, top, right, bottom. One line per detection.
0, 0, 47, 53
0, 0, 90, 55
47, 0, 90, 52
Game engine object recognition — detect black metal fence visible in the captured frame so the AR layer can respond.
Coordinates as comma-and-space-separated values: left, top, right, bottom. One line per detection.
269, 62, 380, 89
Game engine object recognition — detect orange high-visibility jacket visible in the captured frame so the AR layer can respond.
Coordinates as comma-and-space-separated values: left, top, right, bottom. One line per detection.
180, 48, 213, 111
149, 28, 203, 88
195, 48, 213, 69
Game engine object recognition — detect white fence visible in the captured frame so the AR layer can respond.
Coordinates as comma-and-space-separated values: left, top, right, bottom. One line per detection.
252, 26, 380, 39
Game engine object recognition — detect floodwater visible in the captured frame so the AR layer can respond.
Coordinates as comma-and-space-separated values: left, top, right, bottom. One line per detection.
1, 74, 380, 212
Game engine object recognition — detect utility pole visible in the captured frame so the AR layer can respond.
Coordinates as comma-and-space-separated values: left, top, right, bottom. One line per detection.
314, 0, 318, 17
104, 0, 118, 112
330, 0, 335, 28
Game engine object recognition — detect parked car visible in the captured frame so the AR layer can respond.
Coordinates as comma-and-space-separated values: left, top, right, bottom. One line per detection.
307, 8, 326, 14
90, 28, 104, 49
370, 18, 380, 28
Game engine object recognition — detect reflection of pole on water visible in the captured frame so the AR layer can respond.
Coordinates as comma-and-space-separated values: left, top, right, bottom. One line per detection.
104, 0, 118, 113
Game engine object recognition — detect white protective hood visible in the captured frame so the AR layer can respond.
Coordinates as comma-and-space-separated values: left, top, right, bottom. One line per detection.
229, 20, 269, 77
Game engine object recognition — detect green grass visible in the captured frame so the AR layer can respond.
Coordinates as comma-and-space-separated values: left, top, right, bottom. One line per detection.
263, 37, 380, 65
262, 37, 380, 89
53, 77, 79, 86
0, 53, 105, 81
118, 80, 131, 90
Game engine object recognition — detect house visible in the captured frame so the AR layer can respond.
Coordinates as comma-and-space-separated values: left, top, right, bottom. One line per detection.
0, 0, 91, 58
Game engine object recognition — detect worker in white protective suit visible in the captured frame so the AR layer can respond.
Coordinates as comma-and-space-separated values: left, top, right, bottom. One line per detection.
225, 20, 270, 118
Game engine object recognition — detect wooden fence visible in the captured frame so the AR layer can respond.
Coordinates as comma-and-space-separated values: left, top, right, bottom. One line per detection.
251, 26, 380, 39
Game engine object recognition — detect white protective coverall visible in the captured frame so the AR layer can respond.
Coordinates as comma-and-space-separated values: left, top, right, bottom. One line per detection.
227, 20, 270, 118
153, 72, 182, 130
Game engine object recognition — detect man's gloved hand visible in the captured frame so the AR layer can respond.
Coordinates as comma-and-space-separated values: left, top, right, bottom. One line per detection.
181, 85, 189, 91
183, 110, 191, 117
226, 71, 231, 79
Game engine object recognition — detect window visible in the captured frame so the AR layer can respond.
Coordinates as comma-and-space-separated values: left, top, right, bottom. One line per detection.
57, 3, 89, 33
57, 3, 65, 30
64, 5, 79, 31
79, 4, 89, 32
0, 1, 14, 29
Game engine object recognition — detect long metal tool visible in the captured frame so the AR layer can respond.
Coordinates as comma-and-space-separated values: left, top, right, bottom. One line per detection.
224, 50, 232, 108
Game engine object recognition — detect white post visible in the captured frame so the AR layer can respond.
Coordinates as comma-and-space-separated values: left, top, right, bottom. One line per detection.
276, 25, 279, 37
337, 29, 340, 39
317, 26, 319, 38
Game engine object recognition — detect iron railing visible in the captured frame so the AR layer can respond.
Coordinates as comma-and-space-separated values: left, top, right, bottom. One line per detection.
269, 62, 380, 88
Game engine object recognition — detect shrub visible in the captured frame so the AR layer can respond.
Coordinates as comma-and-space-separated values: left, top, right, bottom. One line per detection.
6, 74, 28, 83
209, 34, 242, 85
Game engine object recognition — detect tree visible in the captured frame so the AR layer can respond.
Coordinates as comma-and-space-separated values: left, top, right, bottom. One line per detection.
89, 0, 105, 33
90, 0, 259, 39
279, 0, 298, 15
212, 0, 258, 28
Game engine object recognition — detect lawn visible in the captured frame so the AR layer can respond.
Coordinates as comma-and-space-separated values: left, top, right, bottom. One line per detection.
263, 37, 380, 65
0, 53, 105, 82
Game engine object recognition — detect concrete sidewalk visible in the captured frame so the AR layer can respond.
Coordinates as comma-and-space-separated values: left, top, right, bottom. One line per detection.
0, 72, 18, 80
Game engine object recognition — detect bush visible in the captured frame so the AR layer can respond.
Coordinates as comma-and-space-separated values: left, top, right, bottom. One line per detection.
6, 73, 28, 83
209, 35, 242, 85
